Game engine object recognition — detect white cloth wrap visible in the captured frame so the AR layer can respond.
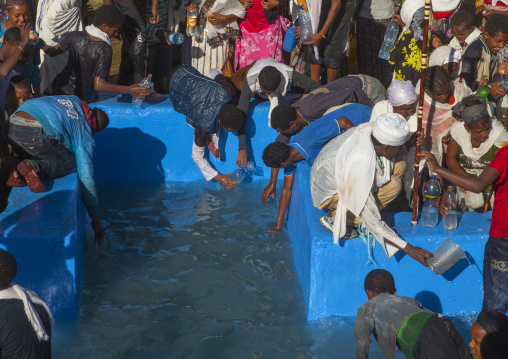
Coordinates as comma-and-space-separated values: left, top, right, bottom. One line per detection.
431, 0, 461, 12
400, 0, 425, 33
389, 80, 418, 107
449, 28, 482, 54
246, 58, 294, 126
0, 284, 54, 341
85, 25, 111, 46
429, 45, 461, 66
372, 113, 411, 146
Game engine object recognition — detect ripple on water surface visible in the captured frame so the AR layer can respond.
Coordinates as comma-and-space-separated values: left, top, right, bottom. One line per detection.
52, 182, 471, 359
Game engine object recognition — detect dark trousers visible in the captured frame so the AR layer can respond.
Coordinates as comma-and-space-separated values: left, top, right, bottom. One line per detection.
6, 121, 75, 179
413, 315, 470, 359
147, 43, 172, 84
483, 236, 508, 314
116, 0, 147, 84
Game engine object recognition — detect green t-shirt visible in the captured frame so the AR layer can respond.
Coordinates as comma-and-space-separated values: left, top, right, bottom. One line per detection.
397, 312, 435, 359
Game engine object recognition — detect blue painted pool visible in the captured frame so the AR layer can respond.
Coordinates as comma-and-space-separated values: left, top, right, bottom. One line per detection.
51, 181, 476, 358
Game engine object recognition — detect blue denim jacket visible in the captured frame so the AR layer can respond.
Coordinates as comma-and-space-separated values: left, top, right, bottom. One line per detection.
15, 95, 98, 217
353, 293, 432, 359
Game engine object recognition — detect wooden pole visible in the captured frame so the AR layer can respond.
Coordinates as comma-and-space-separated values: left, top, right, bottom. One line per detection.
411, 0, 432, 226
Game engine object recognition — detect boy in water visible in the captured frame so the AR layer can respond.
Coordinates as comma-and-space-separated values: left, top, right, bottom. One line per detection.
354, 269, 470, 359
40, 5, 151, 103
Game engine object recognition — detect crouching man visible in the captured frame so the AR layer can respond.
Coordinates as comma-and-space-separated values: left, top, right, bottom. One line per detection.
310, 113, 432, 265
4, 95, 108, 244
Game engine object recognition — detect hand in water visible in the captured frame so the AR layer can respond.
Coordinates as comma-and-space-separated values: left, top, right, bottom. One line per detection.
215, 173, 238, 189
236, 150, 248, 168
404, 243, 433, 267
263, 227, 281, 237
91, 217, 104, 247
262, 183, 276, 202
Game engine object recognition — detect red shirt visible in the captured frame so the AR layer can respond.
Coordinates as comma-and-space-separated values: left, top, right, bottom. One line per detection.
488, 146, 508, 238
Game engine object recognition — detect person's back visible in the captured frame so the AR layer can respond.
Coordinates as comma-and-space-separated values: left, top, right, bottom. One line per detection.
48, 30, 112, 102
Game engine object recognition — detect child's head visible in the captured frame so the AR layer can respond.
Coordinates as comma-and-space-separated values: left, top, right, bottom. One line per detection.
262, 142, 291, 168
0, 248, 17, 289
271, 105, 301, 135
470, 310, 508, 359
364, 269, 396, 299
8, 75, 31, 108
218, 104, 244, 132
258, 66, 281, 95
425, 66, 452, 104
484, 14, 508, 54
93, 4, 125, 39
450, 10, 475, 45
2, 27, 23, 59
5, 0, 28, 28
94, 108, 110, 132
452, 95, 491, 143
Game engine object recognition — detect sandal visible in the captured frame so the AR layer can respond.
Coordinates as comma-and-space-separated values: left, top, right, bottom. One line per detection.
17, 160, 45, 193
4, 157, 26, 187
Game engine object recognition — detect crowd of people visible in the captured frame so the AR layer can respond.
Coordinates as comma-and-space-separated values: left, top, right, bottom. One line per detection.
0, 0, 507, 357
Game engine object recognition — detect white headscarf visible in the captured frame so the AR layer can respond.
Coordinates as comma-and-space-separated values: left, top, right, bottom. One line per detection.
389, 80, 418, 107
429, 46, 461, 67
400, 0, 425, 33
85, 25, 111, 46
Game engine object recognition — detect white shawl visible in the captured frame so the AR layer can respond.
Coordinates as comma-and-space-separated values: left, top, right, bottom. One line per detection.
85, 25, 111, 46
0, 284, 54, 341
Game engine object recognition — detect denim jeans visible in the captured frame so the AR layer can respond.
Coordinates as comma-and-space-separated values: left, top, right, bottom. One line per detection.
5, 119, 75, 179
483, 236, 508, 314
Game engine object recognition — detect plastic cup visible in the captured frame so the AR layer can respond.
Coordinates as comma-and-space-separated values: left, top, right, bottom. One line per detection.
229, 169, 246, 183
427, 238, 466, 275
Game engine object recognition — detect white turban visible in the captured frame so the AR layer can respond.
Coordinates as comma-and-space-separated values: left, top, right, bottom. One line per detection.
429, 46, 461, 67
389, 80, 418, 107
401, 0, 425, 33
372, 113, 410, 146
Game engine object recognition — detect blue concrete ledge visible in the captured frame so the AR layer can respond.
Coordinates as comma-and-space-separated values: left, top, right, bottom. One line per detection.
289, 164, 489, 321
0, 174, 87, 319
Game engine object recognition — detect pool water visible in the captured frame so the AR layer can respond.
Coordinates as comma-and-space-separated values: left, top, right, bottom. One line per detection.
52, 181, 473, 358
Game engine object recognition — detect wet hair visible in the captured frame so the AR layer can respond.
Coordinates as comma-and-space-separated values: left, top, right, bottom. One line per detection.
8, 75, 30, 93
258, 66, 281, 92
218, 104, 244, 132
94, 108, 110, 132
364, 269, 396, 295
262, 142, 291, 168
0, 249, 17, 287
451, 10, 474, 29
271, 105, 297, 131
5, 0, 28, 11
480, 331, 508, 359
3, 27, 21, 46
452, 95, 490, 126
485, 14, 508, 37
93, 4, 125, 28
425, 66, 451, 94
476, 310, 508, 335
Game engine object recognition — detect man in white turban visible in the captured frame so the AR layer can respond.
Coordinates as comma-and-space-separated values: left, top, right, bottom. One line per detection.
310, 113, 432, 266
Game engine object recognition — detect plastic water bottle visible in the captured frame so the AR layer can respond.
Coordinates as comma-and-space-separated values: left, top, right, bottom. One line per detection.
166, 32, 184, 45
229, 169, 246, 183
500, 77, 508, 91
443, 186, 457, 230
245, 161, 256, 175
298, 8, 312, 44
186, 7, 198, 37
421, 175, 440, 228
132, 74, 152, 106
379, 22, 400, 60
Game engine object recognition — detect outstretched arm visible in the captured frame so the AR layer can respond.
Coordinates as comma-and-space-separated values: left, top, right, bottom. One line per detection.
262, 167, 280, 201
94, 77, 152, 98
264, 173, 294, 235
39, 38, 67, 57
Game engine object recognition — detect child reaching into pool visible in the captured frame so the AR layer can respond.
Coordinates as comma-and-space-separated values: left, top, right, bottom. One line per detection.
420, 146, 508, 314
353, 269, 470, 359
3, 75, 31, 123
40, 5, 151, 103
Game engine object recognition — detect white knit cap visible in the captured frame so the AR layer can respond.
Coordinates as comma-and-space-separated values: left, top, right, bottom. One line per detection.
389, 80, 418, 107
372, 113, 410, 146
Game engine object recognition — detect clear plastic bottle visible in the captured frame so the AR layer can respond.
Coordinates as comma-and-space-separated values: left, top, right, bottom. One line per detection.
378, 21, 400, 60
132, 74, 152, 106
229, 169, 246, 183
186, 7, 198, 37
166, 32, 185, 45
421, 175, 441, 228
443, 186, 458, 230
499, 77, 508, 91
298, 7, 313, 44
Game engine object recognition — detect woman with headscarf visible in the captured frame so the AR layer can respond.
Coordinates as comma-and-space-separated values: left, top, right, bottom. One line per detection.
388, 0, 425, 87
234, 0, 290, 69
470, 310, 508, 359
446, 95, 508, 209
184, 0, 246, 77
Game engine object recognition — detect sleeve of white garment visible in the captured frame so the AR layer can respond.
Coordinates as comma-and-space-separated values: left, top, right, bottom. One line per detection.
222, 0, 246, 19
360, 193, 408, 258
191, 142, 219, 181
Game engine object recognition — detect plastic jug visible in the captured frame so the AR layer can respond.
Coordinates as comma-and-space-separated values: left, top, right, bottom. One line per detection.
421, 175, 440, 228
229, 169, 246, 183
167, 32, 184, 45
379, 22, 399, 60
427, 238, 466, 275
283, 26, 297, 52
298, 8, 312, 44
442, 186, 457, 230
132, 74, 152, 106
